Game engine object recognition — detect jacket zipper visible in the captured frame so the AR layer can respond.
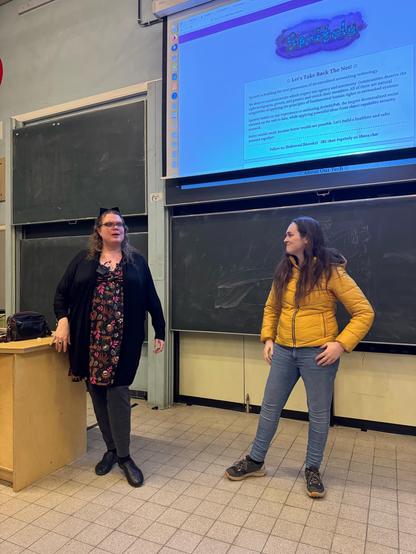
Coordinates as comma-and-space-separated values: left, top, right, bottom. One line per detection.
292, 305, 300, 347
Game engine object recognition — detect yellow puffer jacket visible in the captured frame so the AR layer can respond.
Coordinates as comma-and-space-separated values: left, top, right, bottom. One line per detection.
260, 257, 374, 352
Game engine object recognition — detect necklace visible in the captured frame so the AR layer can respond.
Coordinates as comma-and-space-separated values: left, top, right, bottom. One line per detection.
100, 252, 122, 270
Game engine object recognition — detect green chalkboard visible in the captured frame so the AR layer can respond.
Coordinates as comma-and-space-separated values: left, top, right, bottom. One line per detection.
20, 233, 148, 327
172, 196, 416, 346
13, 101, 146, 224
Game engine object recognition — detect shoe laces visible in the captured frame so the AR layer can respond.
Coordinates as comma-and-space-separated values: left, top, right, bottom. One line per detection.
307, 468, 322, 486
233, 457, 250, 471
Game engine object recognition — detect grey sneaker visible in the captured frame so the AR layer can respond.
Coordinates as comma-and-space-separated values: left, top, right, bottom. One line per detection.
305, 466, 325, 498
225, 456, 266, 481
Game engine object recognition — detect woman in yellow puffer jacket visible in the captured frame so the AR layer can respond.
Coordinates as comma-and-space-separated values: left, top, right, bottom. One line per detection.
226, 216, 374, 498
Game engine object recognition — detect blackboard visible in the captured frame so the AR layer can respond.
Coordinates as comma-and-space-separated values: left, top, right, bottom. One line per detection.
13, 101, 146, 224
20, 233, 147, 327
172, 196, 416, 345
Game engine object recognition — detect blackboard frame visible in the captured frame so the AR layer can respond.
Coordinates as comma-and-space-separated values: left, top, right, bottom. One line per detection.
19, 232, 148, 328
13, 100, 147, 224
171, 195, 416, 349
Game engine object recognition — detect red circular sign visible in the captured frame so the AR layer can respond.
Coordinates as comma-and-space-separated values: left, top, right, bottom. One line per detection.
0, 59, 3, 87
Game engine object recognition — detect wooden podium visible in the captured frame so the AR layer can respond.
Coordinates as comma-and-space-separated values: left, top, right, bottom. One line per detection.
0, 337, 86, 491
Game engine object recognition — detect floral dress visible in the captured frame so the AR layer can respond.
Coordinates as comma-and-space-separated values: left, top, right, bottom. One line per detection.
89, 263, 124, 386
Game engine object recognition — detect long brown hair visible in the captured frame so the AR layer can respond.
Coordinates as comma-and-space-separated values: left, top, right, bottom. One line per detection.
273, 216, 339, 306
87, 209, 134, 262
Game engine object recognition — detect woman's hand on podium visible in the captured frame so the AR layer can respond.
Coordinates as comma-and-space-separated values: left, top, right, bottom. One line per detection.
53, 317, 71, 353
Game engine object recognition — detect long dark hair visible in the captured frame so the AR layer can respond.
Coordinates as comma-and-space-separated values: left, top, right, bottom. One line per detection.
273, 216, 339, 306
87, 209, 134, 262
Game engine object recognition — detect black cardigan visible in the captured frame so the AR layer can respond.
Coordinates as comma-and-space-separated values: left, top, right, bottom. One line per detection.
54, 250, 165, 386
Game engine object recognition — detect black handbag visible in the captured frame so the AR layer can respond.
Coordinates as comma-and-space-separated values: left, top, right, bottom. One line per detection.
4, 311, 52, 342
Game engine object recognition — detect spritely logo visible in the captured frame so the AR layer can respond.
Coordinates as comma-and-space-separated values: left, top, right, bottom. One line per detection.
276, 13, 366, 59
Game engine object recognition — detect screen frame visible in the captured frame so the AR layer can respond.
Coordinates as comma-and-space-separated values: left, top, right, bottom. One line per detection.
165, 147, 416, 205
163, 0, 416, 205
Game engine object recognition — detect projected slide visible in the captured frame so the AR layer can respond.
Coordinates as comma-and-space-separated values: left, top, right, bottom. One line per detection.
244, 46, 413, 164
166, 0, 416, 178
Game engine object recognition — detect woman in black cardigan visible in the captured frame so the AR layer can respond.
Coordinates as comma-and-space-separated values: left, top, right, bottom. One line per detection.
54, 208, 165, 487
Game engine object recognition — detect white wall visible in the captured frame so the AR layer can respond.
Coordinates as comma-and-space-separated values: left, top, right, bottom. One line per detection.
0, 0, 163, 224
180, 333, 416, 427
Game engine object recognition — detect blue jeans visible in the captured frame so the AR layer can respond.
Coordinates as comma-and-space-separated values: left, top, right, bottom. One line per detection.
250, 345, 339, 469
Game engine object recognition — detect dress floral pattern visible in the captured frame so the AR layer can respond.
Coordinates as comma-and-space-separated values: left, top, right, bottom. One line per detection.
89, 263, 124, 386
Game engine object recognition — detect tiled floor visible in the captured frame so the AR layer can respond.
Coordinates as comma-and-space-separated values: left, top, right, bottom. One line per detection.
1, 399, 416, 553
